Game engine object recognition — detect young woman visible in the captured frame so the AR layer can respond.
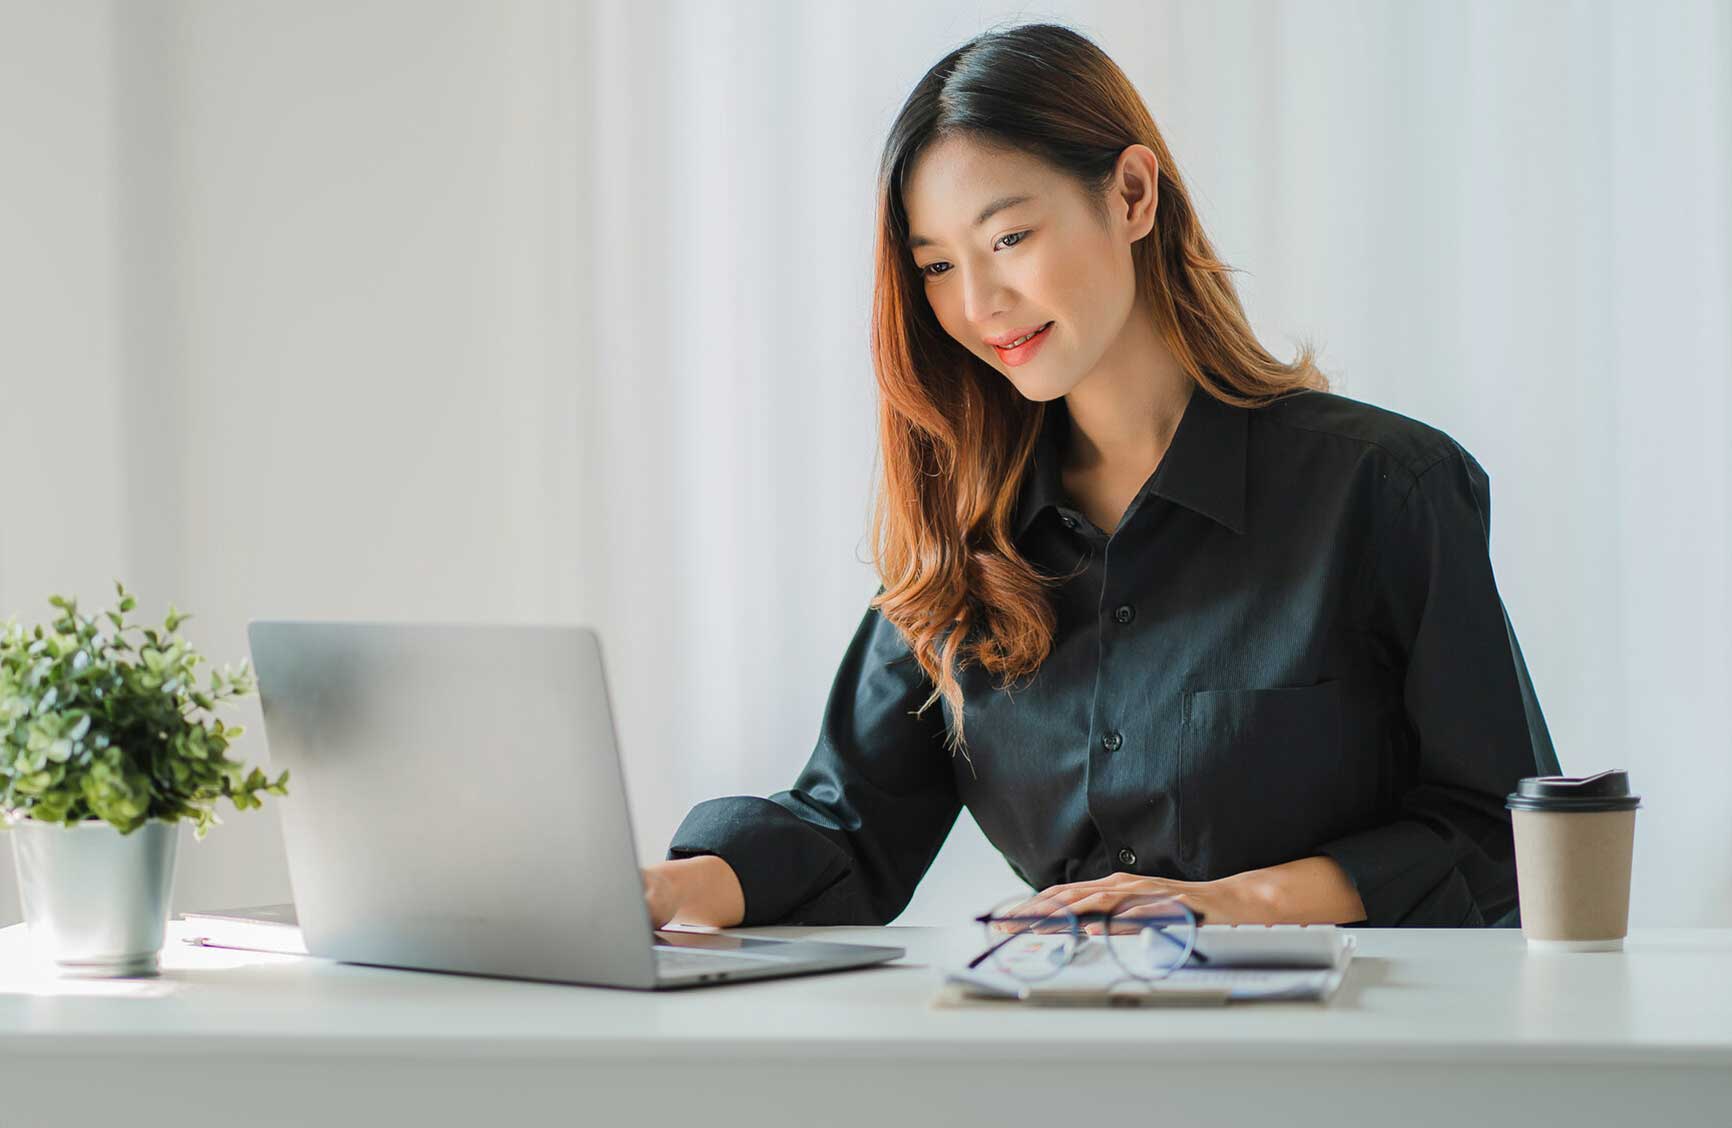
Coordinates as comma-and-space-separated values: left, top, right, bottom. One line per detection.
641, 22, 1559, 931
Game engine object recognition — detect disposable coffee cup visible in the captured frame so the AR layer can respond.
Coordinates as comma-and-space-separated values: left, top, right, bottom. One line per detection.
1506, 770, 1641, 952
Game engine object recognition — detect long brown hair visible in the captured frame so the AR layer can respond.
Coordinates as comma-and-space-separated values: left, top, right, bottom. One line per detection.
868, 22, 1329, 765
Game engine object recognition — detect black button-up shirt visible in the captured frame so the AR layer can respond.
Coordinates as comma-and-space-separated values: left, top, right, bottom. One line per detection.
668, 381, 1561, 927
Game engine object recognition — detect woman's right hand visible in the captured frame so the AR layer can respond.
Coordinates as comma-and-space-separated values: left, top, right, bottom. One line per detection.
641, 855, 746, 930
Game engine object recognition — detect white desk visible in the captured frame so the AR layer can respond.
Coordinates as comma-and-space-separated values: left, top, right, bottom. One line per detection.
0, 921, 1727, 1127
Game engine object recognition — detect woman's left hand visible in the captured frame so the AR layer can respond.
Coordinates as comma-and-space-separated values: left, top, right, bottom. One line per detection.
1014, 869, 1276, 929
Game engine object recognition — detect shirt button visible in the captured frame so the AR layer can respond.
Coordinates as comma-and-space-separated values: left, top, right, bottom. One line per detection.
1101, 730, 1123, 752
1060, 514, 1079, 529
1118, 848, 1138, 868
1113, 604, 1135, 624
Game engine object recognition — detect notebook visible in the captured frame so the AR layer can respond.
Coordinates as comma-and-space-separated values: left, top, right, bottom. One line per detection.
937, 923, 1357, 1007
179, 904, 307, 955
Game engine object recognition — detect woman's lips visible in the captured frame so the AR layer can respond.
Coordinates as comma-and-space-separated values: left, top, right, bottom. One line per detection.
993, 321, 1054, 367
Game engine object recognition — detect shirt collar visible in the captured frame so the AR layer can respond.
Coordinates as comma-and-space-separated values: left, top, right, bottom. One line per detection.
1013, 378, 1249, 539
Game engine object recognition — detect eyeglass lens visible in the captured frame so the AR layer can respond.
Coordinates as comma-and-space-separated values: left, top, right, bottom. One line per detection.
979, 896, 1080, 982
1100, 894, 1197, 978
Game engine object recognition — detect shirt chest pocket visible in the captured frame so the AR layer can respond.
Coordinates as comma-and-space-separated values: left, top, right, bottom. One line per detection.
1179, 679, 1345, 878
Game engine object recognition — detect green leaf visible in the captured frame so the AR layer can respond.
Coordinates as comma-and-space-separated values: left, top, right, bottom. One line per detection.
0, 584, 277, 831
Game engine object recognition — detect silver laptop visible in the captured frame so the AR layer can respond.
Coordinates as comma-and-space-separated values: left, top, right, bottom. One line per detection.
245, 621, 905, 989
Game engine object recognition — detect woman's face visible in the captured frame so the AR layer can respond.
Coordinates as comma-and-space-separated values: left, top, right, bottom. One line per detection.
903, 135, 1154, 402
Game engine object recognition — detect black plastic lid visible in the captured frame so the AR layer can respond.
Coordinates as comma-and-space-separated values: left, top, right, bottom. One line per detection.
1506, 769, 1641, 813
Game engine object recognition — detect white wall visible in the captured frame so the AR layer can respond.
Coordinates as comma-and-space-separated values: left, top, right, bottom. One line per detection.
0, 0, 598, 919
0, 1, 132, 909
2, 0, 1728, 928
1, 3, 128, 639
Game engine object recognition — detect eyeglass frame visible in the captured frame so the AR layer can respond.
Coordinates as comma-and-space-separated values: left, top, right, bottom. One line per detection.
968, 901, 1213, 980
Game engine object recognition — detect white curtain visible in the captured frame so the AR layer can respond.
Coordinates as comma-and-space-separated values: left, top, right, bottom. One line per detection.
2, 0, 1727, 926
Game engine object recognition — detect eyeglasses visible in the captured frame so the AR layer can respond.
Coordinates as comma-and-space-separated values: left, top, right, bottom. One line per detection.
970, 892, 1207, 984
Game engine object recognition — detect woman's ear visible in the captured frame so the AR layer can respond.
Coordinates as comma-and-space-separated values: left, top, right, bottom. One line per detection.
1112, 144, 1160, 243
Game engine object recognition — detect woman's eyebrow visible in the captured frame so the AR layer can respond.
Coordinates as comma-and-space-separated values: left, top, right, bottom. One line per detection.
908, 193, 1037, 250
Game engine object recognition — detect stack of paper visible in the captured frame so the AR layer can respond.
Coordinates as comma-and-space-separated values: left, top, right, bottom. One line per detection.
179, 904, 307, 955
938, 924, 1357, 1007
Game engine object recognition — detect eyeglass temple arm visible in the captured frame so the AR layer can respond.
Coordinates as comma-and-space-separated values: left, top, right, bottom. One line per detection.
966, 929, 1022, 970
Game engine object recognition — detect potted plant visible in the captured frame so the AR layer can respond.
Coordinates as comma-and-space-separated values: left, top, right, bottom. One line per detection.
0, 581, 288, 977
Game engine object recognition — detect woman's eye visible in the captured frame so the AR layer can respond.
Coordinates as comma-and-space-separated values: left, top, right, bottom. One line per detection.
917, 231, 1031, 281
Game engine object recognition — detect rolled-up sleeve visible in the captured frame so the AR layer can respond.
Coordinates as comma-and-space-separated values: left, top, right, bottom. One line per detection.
665, 592, 961, 925
1316, 443, 1562, 927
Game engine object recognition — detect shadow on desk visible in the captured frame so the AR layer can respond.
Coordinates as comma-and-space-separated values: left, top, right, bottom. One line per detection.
1328, 956, 1395, 1009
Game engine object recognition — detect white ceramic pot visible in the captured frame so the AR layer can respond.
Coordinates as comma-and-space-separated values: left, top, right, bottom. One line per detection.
10, 817, 180, 977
